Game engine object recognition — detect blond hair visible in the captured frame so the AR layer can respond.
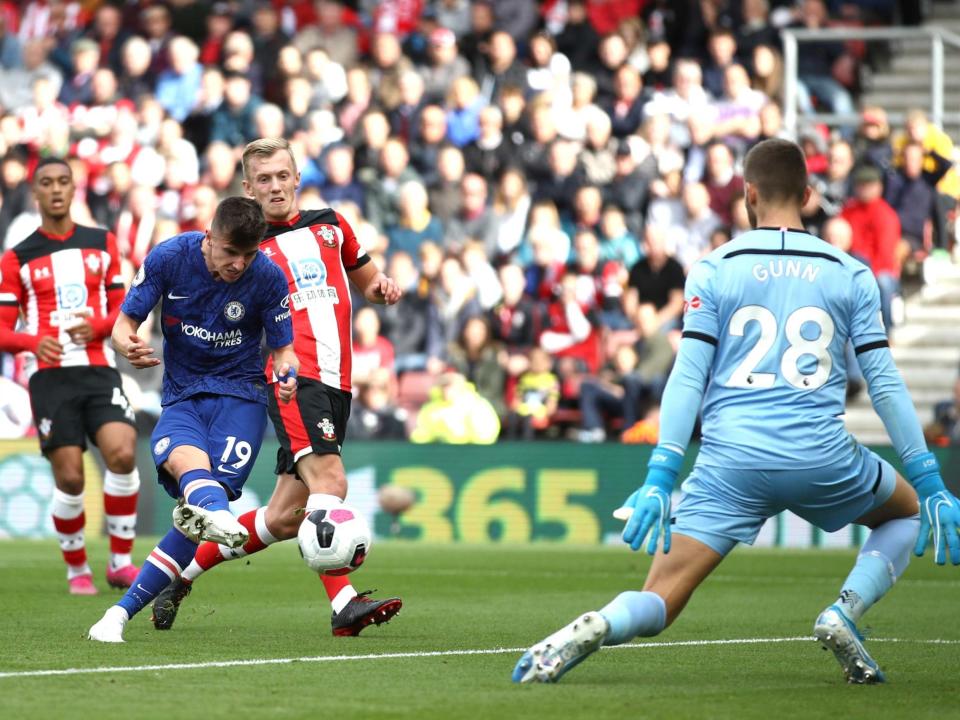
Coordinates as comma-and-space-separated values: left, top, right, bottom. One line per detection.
241, 137, 298, 179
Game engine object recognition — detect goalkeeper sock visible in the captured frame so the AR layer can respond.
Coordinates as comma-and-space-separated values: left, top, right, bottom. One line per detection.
836, 514, 919, 623
599, 591, 667, 645
117, 528, 198, 618
182, 507, 277, 581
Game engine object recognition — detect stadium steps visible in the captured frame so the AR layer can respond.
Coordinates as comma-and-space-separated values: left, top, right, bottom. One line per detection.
843, 255, 960, 444
856, 3, 960, 135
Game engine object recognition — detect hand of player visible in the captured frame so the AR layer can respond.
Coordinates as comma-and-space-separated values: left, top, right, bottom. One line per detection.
907, 452, 960, 565
368, 275, 402, 305
123, 333, 161, 369
35, 336, 63, 364
276, 363, 297, 404
66, 321, 94, 344
613, 446, 683, 555
614, 479, 673, 555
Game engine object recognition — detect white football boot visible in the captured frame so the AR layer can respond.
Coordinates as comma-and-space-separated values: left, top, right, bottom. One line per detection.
512, 611, 609, 683
88, 605, 130, 643
172, 500, 248, 548
814, 605, 886, 684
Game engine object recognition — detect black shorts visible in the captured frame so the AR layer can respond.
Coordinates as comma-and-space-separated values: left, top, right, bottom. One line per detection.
268, 377, 351, 476
28, 366, 136, 453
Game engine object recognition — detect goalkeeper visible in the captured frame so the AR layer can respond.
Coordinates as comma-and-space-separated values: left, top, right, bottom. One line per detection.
514, 139, 960, 685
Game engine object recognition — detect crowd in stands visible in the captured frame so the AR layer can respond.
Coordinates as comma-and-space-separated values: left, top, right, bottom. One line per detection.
0, 0, 953, 444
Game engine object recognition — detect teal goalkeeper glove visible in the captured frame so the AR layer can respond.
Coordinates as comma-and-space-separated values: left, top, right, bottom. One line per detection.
905, 452, 960, 566
615, 446, 682, 555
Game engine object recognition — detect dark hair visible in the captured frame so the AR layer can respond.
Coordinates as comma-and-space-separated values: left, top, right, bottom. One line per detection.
211, 196, 266, 251
33, 156, 72, 180
743, 138, 808, 205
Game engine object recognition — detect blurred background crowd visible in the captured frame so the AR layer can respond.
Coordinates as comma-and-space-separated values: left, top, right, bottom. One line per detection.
0, 0, 953, 445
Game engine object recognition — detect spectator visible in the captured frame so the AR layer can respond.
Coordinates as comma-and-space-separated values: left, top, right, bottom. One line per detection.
581, 112, 617, 187
576, 343, 649, 443
141, 3, 174, 78
642, 36, 673, 92
0, 11, 21, 70
592, 31, 631, 104
117, 35, 153, 102
426, 256, 483, 369
702, 28, 737, 99
854, 106, 893, 172
59, 37, 99, 106
210, 71, 262, 148
352, 307, 396, 386
303, 46, 348, 109
294, 0, 358, 68
0, 152, 29, 244
448, 172, 500, 257
447, 315, 506, 417
525, 31, 571, 102
556, 72, 605, 143
381, 250, 432, 372
419, 26, 470, 104
703, 141, 745, 227
540, 270, 601, 373
337, 66, 373, 138
251, 3, 289, 104
504, 347, 560, 440
492, 167, 532, 260
604, 140, 655, 238
319, 144, 365, 210
368, 31, 414, 112
347, 369, 408, 441
0, 38, 62, 112
409, 103, 448, 185
643, 58, 711, 150
155, 36, 202, 123
750, 44, 783, 104
410, 370, 501, 444
459, 0, 496, 77
463, 104, 512, 183
365, 137, 421, 233
712, 63, 765, 153
387, 180, 444, 259
221, 30, 262, 97
554, 0, 601, 72
88, 2, 130, 76
884, 141, 948, 262
535, 139, 585, 221
624, 224, 686, 337
599, 203, 641, 270
841, 164, 901, 333
182, 66, 224, 156
816, 139, 856, 217
926, 377, 960, 447
199, 2, 232, 66
462, 240, 503, 310
737, 0, 779, 62
475, 29, 526, 104
428, 144, 466, 227
390, 70, 427, 143
792, 0, 856, 123
490, 262, 540, 359
353, 108, 391, 177
569, 228, 629, 329
445, 75, 484, 147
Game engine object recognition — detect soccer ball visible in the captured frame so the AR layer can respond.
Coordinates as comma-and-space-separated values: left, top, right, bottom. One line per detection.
297, 505, 371, 575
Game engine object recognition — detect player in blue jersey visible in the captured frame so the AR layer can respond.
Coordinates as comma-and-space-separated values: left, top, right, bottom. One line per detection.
514, 139, 960, 684
87, 196, 298, 642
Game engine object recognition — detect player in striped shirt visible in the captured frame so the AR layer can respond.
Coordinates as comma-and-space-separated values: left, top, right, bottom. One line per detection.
513, 139, 960, 684
151, 138, 404, 636
0, 157, 141, 596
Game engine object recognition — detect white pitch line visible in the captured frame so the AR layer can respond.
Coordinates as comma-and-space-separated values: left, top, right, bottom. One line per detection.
2, 635, 959, 680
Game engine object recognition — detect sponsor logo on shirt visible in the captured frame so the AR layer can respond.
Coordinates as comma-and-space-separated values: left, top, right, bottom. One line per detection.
316, 225, 338, 248
180, 322, 243, 348
289, 287, 339, 309
683, 296, 701, 314
85, 254, 101, 274
132, 265, 145, 287
154, 437, 170, 456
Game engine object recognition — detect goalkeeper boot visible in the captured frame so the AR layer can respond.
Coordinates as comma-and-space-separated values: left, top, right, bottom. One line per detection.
151, 577, 192, 630
512, 611, 609, 683
87, 605, 129, 643
172, 500, 248, 548
814, 605, 886, 684
331, 590, 402, 636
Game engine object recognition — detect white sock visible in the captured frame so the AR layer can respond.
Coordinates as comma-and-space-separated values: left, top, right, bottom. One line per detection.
110, 553, 132, 570
306, 493, 342, 511
331, 586, 358, 614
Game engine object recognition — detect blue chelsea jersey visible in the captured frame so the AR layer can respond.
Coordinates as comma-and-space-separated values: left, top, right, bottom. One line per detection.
121, 232, 292, 406
681, 228, 888, 469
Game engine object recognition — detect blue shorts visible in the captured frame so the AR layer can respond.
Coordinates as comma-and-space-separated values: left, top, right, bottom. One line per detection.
673, 443, 897, 556
151, 393, 267, 501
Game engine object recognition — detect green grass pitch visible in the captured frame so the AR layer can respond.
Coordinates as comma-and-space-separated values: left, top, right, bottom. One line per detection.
1, 539, 957, 720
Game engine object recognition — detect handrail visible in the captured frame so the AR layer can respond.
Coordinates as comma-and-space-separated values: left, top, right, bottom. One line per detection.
781, 25, 960, 137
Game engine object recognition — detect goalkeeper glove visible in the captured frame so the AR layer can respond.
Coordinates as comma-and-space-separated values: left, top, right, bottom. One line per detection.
615, 446, 682, 555
905, 452, 960, 566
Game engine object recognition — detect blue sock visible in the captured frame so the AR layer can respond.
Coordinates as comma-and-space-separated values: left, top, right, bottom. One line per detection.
117, 528, 198, 618
179, 468, 228, 511
837, 514, 919, 623
599, 591, 667, 645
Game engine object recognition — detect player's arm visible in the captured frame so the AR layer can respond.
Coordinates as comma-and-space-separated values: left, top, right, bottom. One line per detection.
617, 261, 718, 555
0, 250, 63, 363
347, 259, 402, 305
112, 311, 161, 369
70, 232, 126, 345
852, 269, 960, 564
262, 265, 298, 402
336, 210, 402, 305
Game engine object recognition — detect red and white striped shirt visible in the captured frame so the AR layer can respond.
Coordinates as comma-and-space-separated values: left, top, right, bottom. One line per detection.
261, 209, 369, 392
0, 224, 124, 370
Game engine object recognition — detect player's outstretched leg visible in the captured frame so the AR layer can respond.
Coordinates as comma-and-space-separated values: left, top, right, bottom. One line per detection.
89, 528, 197, 643
171, 470, 248, 548
814, 513, 918, 683
513, 591, 666, 683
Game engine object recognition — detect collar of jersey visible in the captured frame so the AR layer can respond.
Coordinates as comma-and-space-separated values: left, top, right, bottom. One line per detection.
266, 212, 302, 227
38, 225, 75, 241
754, 226, 814, 235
